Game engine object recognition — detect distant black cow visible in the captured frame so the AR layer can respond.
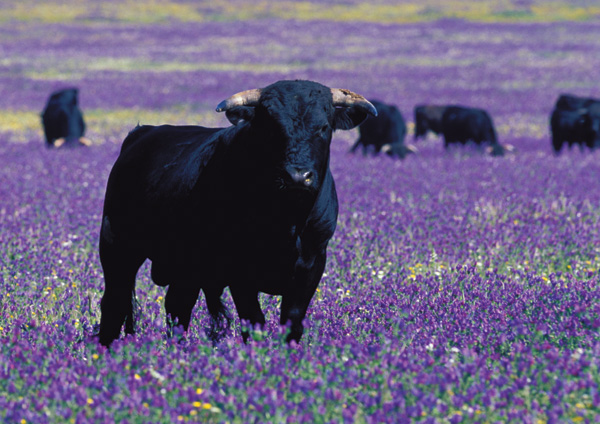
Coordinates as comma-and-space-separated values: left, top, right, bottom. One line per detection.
415, 104, 503, 155
350, 100, 415, 159
440, 106, 499, 150
414, 105, 447, 140
97, 80, 377, 347
41, 88, 91, 148
550, 109, 594, 153
550, 93, 600, 153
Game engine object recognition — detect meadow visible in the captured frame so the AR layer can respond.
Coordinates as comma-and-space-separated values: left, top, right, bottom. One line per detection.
1, 1, 600, 423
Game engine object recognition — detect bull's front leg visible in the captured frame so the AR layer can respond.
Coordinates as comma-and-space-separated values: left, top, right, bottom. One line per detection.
164, 282, 201, 338
280, 250, 327, 343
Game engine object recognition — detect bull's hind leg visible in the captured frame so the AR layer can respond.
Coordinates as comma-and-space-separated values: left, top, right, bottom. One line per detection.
229, 286, 265, 343
98, 237, 145, 347
164, 282, 201, 337
203, 286, 231, 343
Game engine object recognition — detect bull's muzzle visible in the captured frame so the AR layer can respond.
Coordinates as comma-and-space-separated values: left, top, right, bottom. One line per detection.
285, 166, 315, 189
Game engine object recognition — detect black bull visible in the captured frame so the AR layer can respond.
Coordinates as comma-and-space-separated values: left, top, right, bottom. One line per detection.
415, 105, 503, 155
98, 80, 377, 347
41, 88, 90, 148
440, 106, 498, 148
350, 99, 414, 159
550, 94, 600, 153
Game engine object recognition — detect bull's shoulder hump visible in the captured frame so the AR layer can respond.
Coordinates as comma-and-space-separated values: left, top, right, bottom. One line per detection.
115, 124, 234, 196
120, 124, 222, 152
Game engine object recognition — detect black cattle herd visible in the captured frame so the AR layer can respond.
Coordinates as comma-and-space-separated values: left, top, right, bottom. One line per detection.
36, 83, 599, 348
350, 93, 600, 158
43, 87, 600, 157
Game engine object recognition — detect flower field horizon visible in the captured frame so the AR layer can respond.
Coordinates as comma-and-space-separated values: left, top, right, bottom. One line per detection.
1, 1, 600, 423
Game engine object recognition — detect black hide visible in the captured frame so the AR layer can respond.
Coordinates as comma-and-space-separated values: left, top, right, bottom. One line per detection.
41, 88, 86, 148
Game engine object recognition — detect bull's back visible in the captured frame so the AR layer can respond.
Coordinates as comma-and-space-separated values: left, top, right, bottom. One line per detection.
119, 124, 220, 159
103, 124, 224, 241
116, 124, 221, 184
555, 94, 593, 111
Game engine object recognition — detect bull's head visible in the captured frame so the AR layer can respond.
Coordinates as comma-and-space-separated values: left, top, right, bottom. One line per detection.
216, 80, 376, 193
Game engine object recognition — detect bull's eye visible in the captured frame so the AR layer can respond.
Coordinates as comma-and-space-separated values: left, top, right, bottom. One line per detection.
319, 125, 329, 136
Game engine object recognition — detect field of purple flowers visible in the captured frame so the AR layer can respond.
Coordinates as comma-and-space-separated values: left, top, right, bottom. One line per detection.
1, 2, 600, 423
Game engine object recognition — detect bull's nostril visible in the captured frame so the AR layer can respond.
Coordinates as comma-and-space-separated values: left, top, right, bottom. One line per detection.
302, 171, 313, 186
302, 171, 313, 187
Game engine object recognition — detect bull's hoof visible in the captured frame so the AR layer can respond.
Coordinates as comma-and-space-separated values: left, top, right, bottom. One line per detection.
79, 137, 93, 146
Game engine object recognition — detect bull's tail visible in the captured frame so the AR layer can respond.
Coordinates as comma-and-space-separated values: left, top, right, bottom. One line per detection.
484, 112, 498, 145
486, 114, 505, 156
124, 291, 141, 334
489, 122, 498, 146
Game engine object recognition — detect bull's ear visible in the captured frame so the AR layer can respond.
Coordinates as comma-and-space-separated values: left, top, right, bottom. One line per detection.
225, 106, 255, 126
333, 106, 370, 130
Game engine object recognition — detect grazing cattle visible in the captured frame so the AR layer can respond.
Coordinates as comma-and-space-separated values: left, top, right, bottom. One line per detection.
350, 100, 415, 159
414, 105, 447, 140
41, 88, 91, 148
415, 104, 503, 155
440, 106, 503, 155
98, 80, 377, 347
550, 93, 600, 153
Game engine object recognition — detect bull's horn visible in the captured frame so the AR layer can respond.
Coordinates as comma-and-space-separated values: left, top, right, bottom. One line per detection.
216, 89, 262, 112
331, 88, 378, 116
